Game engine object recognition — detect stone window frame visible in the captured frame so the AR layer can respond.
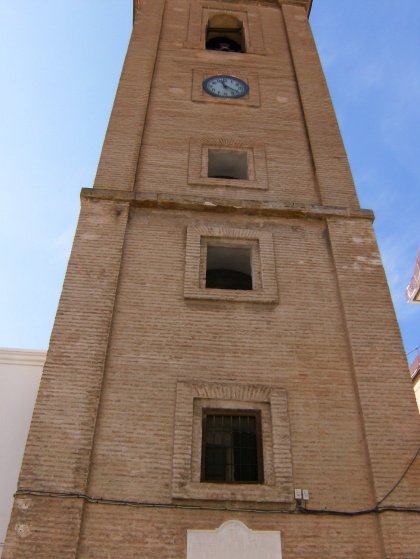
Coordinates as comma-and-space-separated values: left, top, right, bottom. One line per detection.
184, 225, 278, 304
172, 381, 294, 504
184, 1, 266, 55
192, 67, 261, 107
188, 138, 269, 191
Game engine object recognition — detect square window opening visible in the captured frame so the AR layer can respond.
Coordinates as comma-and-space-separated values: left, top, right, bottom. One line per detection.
206, 244, 252, 290
201, 410, 263, 483
208, 149, 248, 180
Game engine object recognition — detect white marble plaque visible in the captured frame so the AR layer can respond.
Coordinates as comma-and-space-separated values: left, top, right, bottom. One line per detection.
187, 520, 282, 559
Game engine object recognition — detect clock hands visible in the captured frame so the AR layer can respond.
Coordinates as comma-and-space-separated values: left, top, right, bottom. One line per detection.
222, 79, 239, 94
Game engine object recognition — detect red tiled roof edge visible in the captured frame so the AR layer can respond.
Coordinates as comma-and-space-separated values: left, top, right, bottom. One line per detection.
410, 353, 420, 380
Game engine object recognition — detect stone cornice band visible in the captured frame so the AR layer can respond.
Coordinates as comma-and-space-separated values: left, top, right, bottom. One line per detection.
81, 188, 374, 222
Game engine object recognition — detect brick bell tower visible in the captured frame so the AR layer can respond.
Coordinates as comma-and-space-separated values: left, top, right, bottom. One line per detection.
3, 1, 420, 558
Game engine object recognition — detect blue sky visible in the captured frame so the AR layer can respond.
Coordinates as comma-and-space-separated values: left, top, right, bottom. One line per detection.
0, 1, 418, 362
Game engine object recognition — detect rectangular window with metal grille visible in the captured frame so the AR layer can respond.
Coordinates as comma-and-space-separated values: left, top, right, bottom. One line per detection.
201, 410, 263, 483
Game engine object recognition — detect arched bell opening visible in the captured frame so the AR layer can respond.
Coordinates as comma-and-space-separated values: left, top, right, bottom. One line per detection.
206, 14, 245, 53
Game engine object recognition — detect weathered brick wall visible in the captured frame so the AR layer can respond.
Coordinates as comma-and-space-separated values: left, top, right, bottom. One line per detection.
77, 505, 385, 558
3, 198, 129, 556
282, 4, 360, 208
94, 0, 166, 191
17, 198, 129, 494
135, 1, 321, 206
89, 208, 375, 512
328, 218, 420, 501
3, 497, 83, 559
3, 1, 419, 557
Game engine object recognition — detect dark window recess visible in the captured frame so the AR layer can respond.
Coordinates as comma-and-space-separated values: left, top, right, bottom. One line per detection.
202, 411, 263, 483
206, 245, 252, 290
208, 149, 248, 180
206, 15, 245, 53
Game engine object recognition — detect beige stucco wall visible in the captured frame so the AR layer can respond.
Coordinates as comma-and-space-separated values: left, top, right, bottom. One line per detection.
414, 376, 420, 413
0, 348, 45, 553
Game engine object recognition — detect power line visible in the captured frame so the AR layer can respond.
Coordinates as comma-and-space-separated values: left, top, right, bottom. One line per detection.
15, 444, 420, 518
12, 489, 420, 516
406, 345, 420, 357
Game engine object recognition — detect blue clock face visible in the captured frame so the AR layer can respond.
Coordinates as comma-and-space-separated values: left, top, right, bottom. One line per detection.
203, 75, 249, 99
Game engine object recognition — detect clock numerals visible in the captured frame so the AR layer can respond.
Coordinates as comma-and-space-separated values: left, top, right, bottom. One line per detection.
203, 75, 249, 99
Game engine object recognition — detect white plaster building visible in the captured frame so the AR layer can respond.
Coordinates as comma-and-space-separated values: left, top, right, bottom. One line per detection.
0, 348, 45, 553
410, 354, 420, 413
